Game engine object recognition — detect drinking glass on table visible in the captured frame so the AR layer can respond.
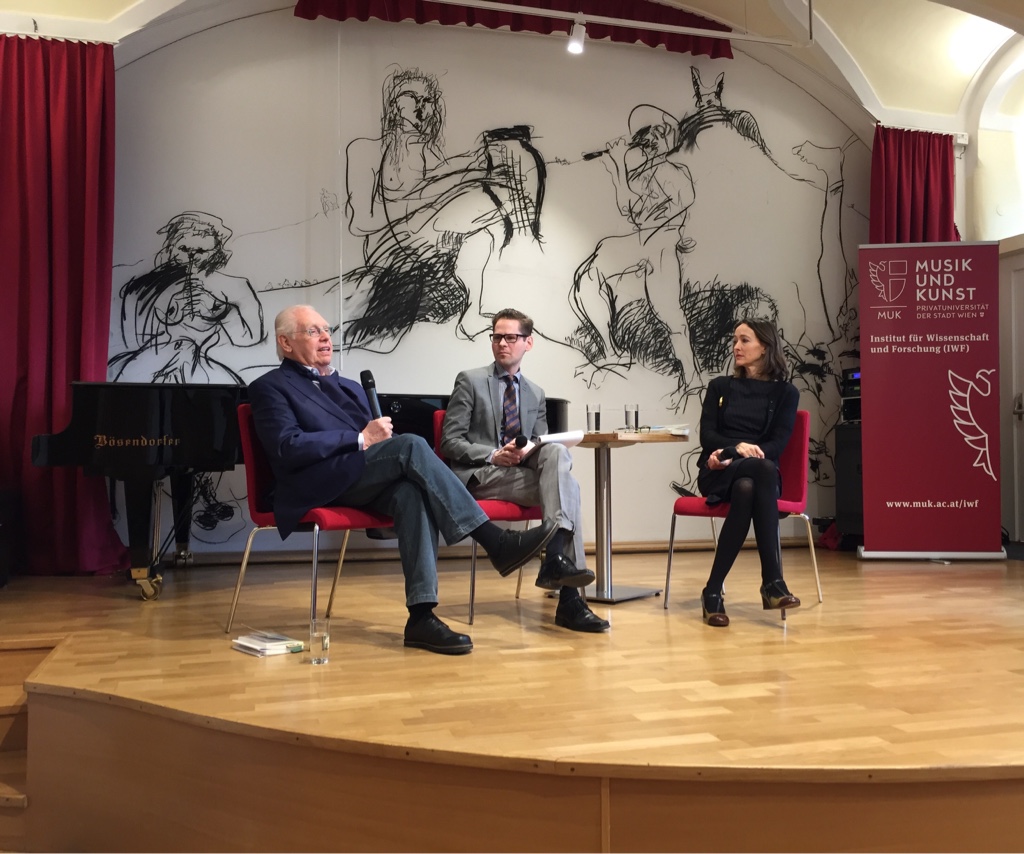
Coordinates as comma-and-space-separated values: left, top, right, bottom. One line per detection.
624, 404, 639, 433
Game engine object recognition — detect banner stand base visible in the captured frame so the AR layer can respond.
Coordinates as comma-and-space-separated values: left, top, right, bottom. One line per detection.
858, 547, 1007, 561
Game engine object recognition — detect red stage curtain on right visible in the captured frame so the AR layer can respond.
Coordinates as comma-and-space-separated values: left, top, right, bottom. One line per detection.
869, 125, 958, 244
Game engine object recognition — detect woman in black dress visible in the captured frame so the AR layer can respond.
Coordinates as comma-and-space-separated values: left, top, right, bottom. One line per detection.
696, 318, 800, 627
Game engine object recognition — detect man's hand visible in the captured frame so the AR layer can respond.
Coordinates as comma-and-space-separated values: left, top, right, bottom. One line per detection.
362, 417, 393, 449
492, 439, 527, 467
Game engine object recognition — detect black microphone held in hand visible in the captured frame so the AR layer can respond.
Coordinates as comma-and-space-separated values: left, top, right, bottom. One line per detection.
359, 370, 383, 419
514, 435, 528, 449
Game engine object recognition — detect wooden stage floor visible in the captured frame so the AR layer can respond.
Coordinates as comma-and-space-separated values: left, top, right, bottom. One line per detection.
5, 546, 1024, 851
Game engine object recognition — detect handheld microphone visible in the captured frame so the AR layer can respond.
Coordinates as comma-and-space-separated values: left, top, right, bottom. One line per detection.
582, 149, 609, 161
359, 370, 383, 419
514, 435, 528, 449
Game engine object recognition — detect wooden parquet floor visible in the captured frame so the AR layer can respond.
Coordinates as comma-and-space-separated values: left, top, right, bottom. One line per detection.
6, 547, 1024, 782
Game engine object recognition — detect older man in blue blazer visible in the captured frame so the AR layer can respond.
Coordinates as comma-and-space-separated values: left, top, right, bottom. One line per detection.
248, 305, 556, 655
441, 308, 609, 633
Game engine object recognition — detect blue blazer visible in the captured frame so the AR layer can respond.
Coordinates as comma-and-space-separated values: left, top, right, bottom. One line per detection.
247, 358, 373, 539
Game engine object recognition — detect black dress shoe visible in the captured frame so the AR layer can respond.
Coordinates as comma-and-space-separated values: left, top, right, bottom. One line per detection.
535, 553, 596, 590
488, 520, 556, 577
554, 596, 610, 633
760, 578, 801, 611
403, 613, 473, 655
701, 588, 729, 627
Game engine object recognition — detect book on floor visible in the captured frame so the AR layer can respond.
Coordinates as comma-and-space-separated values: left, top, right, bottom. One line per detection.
232, 630, 305, 657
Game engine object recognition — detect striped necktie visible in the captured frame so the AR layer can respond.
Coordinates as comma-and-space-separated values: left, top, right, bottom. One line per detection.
501, 376, 520, 445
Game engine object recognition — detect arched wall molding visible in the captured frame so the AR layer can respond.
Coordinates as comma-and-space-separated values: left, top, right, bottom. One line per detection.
773, 0, 884, 121
738, 40, 875, 145
963, 34, 1024, 240
773, 0, 980, 135
0, 0, 189, 42
113, 0, 290, 68
977, 35, 1024, 131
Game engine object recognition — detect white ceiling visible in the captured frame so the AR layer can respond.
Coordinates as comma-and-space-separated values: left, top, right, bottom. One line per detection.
2, 0, 1023, 138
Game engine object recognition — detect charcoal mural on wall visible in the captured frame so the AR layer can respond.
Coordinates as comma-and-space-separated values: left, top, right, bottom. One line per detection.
109, 211, 266, 383
342, 66, 547, 353
341, 62, 865, 492
569, 68, 859, 401
109, 13, 869, 547
108, 211, 267, 542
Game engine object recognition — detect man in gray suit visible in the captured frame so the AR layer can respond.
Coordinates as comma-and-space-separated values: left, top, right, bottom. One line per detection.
441, 308, 610, 632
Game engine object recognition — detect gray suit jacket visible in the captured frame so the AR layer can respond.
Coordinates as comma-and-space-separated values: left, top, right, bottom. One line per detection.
441, 364, 548, 486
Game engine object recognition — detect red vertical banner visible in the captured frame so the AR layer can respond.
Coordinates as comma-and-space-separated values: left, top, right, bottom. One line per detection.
859, 242, 1003, 558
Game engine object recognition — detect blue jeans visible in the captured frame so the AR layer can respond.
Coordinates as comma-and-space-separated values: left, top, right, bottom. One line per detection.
333, 433, 488, 606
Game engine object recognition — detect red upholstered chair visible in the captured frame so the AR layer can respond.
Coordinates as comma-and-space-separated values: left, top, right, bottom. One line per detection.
432, 409, 544, 624
226, 404, 393, 633
664, 409, 823, 613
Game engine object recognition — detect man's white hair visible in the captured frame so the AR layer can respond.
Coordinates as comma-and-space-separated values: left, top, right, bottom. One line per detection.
274, 304, 317, 359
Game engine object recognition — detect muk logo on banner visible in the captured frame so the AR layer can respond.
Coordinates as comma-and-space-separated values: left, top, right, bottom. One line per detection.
868, 259, 908, 310
859, 242, 1001, 558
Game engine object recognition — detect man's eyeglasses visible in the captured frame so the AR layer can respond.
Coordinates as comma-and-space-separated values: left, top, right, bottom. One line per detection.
489, 333, 528, 344
298, 325, 332, 338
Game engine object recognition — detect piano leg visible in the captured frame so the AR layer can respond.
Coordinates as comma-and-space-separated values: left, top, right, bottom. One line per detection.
122, 479, 164, 600
169, 472, 196, 567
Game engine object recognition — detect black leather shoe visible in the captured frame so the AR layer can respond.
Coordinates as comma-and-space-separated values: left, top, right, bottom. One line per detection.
555, 596, 610, 633
488, 520, 556, 577
535, 553, 596, 590
701, 588, 729, 627
760, 578, 800, 611
403, 613, 473, 655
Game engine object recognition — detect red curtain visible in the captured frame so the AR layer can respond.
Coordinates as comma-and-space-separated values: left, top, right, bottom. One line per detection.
869, 124, 958, 244
294, 0, 733, 59
0, 35, 128, 576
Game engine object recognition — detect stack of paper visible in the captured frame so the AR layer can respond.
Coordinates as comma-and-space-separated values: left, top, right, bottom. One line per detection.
232, 629, 305, 657
520, 429, 585, 458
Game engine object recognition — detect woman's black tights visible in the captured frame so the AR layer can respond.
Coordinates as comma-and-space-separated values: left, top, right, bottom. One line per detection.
705, 458, 781, 594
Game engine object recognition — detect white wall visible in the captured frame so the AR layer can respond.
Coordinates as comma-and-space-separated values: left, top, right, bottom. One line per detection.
108, 11, 868, 555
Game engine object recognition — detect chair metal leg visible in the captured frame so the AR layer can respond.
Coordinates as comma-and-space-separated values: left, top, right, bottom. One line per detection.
469, 542, 478, 625
797, 513, 824, 603
310, 523, 321, 623
324, 530, 352, 620
225, 525, 274, 633
514, 520, 531, 601
664, 514, 677, 608
773, 523, 788, 621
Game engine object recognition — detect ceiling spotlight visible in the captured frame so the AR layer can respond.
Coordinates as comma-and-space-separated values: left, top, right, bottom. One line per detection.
567, 20, 586, 54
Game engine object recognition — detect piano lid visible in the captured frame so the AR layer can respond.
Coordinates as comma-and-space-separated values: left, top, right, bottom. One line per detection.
32, 381, 247, 478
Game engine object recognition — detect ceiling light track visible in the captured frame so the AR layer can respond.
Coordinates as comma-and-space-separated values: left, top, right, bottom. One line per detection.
425, 0, 813, 48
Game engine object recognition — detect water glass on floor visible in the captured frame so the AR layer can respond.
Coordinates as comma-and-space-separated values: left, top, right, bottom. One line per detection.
310, 617, 330, 665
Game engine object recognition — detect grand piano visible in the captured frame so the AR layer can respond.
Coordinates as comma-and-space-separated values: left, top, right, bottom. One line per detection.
32, 381, 247, 599
31, 384, 569, 599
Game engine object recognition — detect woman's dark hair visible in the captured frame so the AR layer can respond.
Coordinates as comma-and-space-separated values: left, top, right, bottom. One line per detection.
731, 317, 789, 381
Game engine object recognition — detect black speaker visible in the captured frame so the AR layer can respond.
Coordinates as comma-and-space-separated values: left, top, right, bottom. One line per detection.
0, 489, 23, 586
835, 423, 863, 536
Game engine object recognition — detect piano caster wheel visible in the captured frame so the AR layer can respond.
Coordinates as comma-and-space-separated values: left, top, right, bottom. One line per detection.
173, 550, 194, 567
137, 576, 163, 600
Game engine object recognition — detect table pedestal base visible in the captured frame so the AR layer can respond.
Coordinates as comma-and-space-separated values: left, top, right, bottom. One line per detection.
588, 585, 662, 605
